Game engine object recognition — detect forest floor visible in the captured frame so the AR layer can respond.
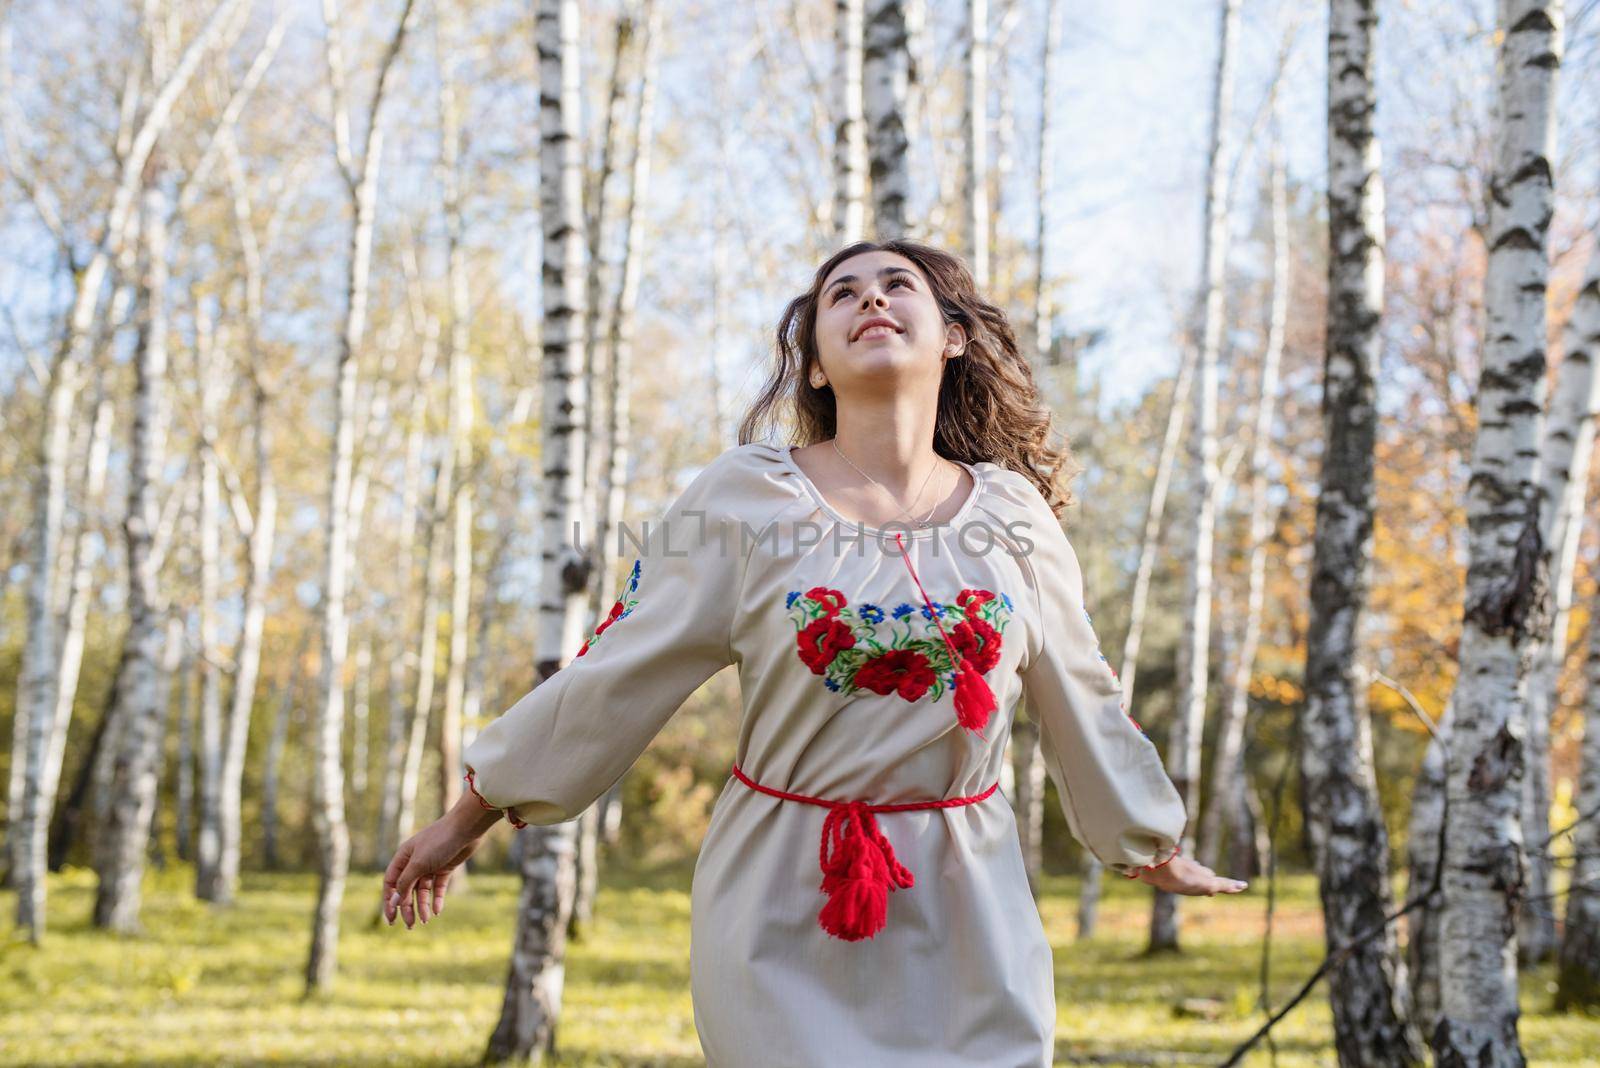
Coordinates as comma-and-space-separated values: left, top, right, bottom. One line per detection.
1, 860, 1596, 1065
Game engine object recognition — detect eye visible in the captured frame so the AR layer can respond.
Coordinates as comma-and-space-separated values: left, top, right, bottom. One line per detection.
831, 277, 910, 303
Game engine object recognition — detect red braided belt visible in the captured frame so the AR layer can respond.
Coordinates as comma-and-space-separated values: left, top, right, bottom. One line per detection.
730, 761, 1000, 943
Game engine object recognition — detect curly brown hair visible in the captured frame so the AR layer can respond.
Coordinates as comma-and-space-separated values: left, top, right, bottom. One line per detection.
736, 238, 1080, 517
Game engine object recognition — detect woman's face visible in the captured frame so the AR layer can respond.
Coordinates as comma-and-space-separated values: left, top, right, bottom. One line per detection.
812, 250, 962, 390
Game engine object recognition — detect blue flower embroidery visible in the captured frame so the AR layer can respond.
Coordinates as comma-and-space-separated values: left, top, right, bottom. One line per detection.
919, 601, 946, 621
859, 603, 885, 624
892, 603, 915, 620
1001, 592, 1014, 612
824, 677, 842, 692
786, 590, 801, 609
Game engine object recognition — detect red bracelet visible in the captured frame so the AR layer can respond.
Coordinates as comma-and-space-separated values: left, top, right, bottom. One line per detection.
464, 767, 527, 829
1123, 843, 1181, 879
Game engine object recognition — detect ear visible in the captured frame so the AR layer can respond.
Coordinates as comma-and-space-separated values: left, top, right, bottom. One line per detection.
944, 322, 969, 357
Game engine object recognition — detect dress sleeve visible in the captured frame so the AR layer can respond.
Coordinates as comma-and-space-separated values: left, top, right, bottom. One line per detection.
461, 451, 752, 827
1012, 484, 1187, 877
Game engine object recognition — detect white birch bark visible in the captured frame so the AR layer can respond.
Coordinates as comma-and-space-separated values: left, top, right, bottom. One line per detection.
962, 0, 988, 288
1150, 0, 1239, 954
1435, 3, 1561, 1061
1299, 4, 1423, 1058
864, 0, 911, 239
1520, 232, 1600, 962
1200, 111, 1287, 878
487, 0, 587, 1054
568, 3, 635, 933
378, 262, 441, 862
18, 0, 241, 941
203, 131, 280, 904
89, 182, 174, 937
32, 384, 115, 875
435, 0, 470, 831
1015, 0, 1061, 901
833, 0, 866, 245
307, 0, 417, 994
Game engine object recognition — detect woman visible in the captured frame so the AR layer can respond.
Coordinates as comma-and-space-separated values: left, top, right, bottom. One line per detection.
383, 239, 1247, 1066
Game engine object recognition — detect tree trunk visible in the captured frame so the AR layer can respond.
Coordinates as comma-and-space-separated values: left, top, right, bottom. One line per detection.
488, 0, 589, 1053
1520, 223, 1600, 964
89, 182, 175, 938
307, 0, 417, 995
194, 307, 225, 897
32, 385, 115, 876
378, 276, 440, 864
261, 654, 300, 871
1200, 109, 1287, 876
176, 652, 196, 862
864, 0, 912, 239
1407, 700, 1452, 1039
1297, 2, 1424, 1060
833, 0, 866, 244
1029, 0, 1060, 369
962, 0, 988, 288
559, 0, 624, 933
10, 0, 244, 911
1434, 3, 1560, 1061
571, 0, 663, 942
1554, 581, 1600, 1009
1150, 0, 1239, 956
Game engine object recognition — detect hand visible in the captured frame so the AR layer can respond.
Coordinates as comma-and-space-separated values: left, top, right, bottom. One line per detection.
1135, 853, 1248, 895
382, 802, 495, 928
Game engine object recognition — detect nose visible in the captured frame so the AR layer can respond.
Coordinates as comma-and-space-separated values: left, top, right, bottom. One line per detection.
859, 286, 889, 310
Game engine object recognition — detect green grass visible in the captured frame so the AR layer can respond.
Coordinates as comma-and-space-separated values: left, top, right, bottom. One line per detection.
1, 862, 1595, 1066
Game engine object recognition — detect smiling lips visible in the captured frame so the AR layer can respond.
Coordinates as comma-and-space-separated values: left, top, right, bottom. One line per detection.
853, 317, 903, 341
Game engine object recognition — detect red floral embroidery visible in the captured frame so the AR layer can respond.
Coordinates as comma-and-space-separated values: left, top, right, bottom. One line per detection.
798, 617, 856, 674
784, 582, 1013, 719
853, 649, 936, 701
578, 559, 642, 656
949, 617, 1002, 673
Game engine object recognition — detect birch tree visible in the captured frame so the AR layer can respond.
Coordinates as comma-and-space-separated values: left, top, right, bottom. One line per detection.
1549, 235, 1600, 1008
1520, 221, 1600, 963
570, 3, 634, 933
436, 0, 474, 861
962, 0, 987, 288
486, 0, 587, 1056
1297, 1, 1423, 1059
1555, 564, 1600, 1009
1014, 0, 1060, 900
578, 0, 661, 936
1200, 108, 1287, 879
864, 0, 911, 239
1149, 0, 1238, 954
833, 0, 866, 245
199, 128, 281, 904
90, 179, 175, 936
306, 0, 417, 993
1434, 2, 1562, 1060
17, 0, 243, 942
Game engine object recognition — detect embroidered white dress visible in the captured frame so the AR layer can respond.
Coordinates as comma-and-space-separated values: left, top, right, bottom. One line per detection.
462, 442, 1186, 1068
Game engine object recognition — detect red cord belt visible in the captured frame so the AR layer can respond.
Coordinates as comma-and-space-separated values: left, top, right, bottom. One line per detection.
730, 761, 1000, 943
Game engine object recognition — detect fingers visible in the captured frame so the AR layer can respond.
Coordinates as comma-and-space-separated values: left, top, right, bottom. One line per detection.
415, 881, 434, 925
382, 843, 413, 925
431, 871, 451, 915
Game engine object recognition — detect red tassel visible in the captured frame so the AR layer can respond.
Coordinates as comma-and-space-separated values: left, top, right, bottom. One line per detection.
952, 658, 996, 737
816, 803, 913, 942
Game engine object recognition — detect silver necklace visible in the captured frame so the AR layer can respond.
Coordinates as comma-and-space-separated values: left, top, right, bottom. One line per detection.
830, 438, 950, 529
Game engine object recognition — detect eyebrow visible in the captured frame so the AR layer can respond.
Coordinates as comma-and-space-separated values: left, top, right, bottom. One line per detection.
824, 266, 916, 295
